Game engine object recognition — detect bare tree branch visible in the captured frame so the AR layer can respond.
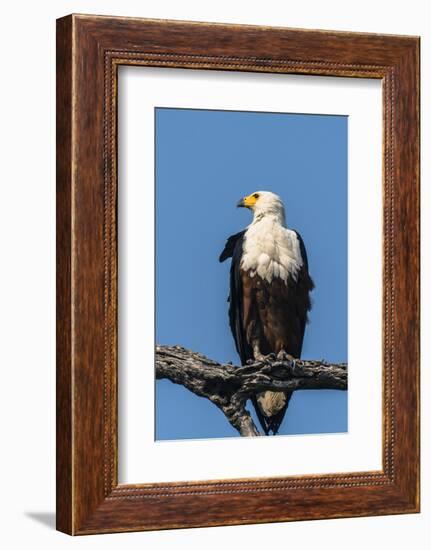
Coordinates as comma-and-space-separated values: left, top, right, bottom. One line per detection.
155, 345, 347, 437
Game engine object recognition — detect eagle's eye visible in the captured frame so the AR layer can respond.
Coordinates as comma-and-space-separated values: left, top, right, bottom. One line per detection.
253, 193, 259, 199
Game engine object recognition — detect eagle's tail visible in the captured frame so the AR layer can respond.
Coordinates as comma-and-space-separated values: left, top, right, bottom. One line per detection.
252, 391, 293, 435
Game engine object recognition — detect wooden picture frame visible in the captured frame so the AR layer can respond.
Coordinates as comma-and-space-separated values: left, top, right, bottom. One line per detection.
56, 14, 420, 535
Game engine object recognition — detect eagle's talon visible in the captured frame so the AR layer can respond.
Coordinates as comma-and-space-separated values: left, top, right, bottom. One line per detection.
277, 350, 295, 362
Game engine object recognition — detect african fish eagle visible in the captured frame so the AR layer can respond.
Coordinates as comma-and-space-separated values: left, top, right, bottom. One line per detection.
219, 191, 314, 435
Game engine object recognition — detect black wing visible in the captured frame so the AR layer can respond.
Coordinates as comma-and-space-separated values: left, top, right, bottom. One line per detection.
292, 230, 315, 354
293, 230, 310, 271
219, 231, 245, 263
219, 231, 253, 364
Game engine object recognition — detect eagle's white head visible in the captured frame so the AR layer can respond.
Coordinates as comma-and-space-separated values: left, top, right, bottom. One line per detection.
237, 190, 286, 225
237, 190, 301, 282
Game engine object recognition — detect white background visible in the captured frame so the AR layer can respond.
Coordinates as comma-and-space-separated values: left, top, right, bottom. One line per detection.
119, 68, 382, 483
0, 1, 428, 549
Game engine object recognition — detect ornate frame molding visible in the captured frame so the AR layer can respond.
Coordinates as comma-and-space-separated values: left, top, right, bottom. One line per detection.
57, 15, 419, 534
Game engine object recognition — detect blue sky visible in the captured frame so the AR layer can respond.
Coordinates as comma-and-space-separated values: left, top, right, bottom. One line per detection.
155, 107, 348, 440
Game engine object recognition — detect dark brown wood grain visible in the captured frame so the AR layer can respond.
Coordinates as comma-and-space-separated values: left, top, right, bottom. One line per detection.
56, 14, 420, 535
56, 16, 73, 535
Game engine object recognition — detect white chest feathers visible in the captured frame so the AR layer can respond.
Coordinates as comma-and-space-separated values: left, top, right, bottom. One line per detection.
241, 218, 303, 284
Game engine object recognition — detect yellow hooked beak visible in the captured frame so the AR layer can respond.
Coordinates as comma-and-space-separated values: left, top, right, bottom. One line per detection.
237, 193, 259, 209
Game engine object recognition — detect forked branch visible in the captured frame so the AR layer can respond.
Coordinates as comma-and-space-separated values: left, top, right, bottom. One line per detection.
155, 345, 347, 437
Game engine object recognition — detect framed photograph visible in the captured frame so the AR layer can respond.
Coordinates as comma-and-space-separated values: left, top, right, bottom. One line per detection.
56, 14, 420, 534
